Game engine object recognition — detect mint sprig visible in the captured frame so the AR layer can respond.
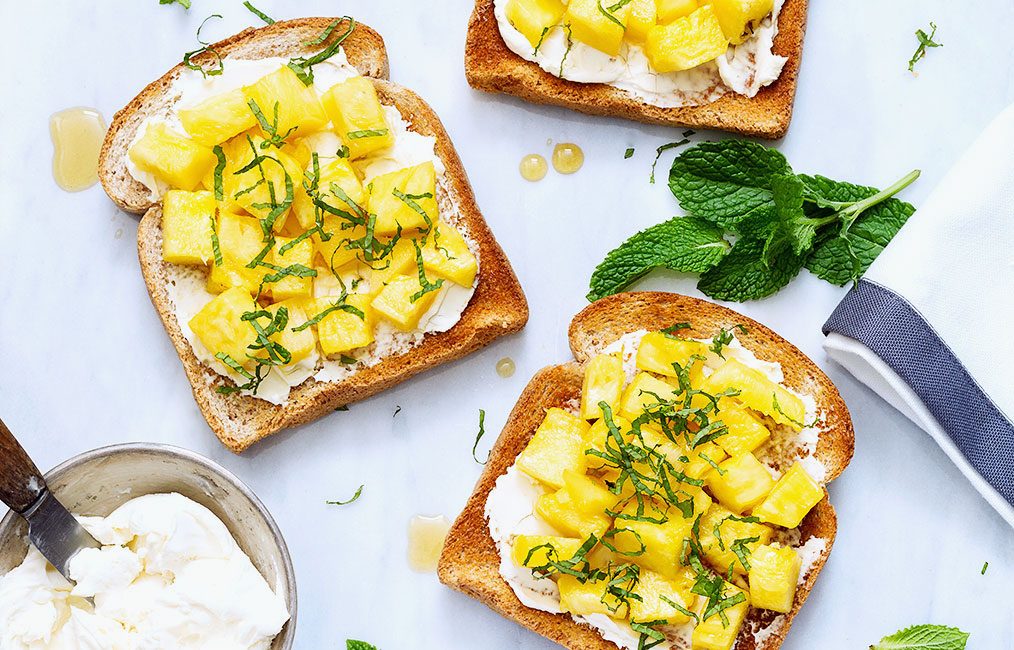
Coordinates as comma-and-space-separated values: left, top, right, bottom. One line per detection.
871, 624, 969, 650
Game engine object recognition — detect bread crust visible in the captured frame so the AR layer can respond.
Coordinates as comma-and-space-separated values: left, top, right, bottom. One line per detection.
463, 0, 807, 138
439, 292, 854, 649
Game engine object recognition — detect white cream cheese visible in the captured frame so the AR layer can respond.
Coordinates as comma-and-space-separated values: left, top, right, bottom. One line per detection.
0, 493, 289, 650
492, 0, 787, 108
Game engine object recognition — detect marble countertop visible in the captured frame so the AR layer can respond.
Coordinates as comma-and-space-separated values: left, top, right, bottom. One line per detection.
0, 0, 1011, 647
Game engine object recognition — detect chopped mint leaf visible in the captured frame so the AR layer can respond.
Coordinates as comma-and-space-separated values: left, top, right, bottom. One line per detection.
624, 147, 635, 159
346, 641, 378, 650
472, 409, 489, 464
870, 624, 969, 650
908, 23, 942, 73
328, 485, 363, 506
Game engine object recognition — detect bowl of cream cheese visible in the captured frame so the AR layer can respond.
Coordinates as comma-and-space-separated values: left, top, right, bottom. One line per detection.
0, 443, 297, 649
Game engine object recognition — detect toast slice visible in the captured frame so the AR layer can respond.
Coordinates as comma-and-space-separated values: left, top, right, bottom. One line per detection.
103, 20, 529, 452
439, 292, 854, 649
463, 0, 808, 139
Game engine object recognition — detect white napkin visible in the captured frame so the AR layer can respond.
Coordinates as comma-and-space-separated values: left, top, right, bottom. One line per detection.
823, 104, 1014, 528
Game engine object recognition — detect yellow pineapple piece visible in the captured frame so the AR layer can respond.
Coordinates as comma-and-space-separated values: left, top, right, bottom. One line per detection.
129, 122, 216, 191
629, 569, 694, 624
580, 353, 626, 420
635, 331, 706, 380
188, 286, 257, 364
512, 535, 584, 569
517, 408, 590, 488
703, 358, 807, 430
558, 576, 625, 617
710, 0, 773, 44
292, 157, 367, 230
421, 223, 478, 288
753, 462, 823, 528
321, 76, 394, 159
268, 235, 315, 301
748, 543, 800, 613
656, 0, 698, 23
368, 237, 418, 289
706, 453, 775, 514
646, 5, 729, 73
562, 469, 617, 517
505, 0, 566, 48
651, 424, 728, 480
243, 65, 327, 137
564, 0, 632, 56
583, 414, 632, 469
619, 372, 679, 420
268, 299, 317, 364
625, 0, 657, 42
698, 504, 774, 576
370, 273, 440, 331
161, 190, 215, 265
178, 88, 258, 147
315, 223, 367, 273
691, 581, 750, 650
311, 293, 375, 357
206, 211, 266, 296
610, 500, 693, 578
221, 135, 303, 226
535, 488, 611, 539
368, 162, 438, 236
714, 400, 771, 456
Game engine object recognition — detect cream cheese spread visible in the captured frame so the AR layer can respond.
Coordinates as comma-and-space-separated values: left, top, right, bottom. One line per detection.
492, 0, 787, 108
0, 493, 289, 650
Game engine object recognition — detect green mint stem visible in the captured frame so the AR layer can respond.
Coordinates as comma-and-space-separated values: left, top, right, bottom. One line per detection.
845, 169, 921, 217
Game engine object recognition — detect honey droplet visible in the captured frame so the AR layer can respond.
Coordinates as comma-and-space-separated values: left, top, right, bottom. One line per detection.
552, 143, 584, 175
50, 107, 107, 192
407, 514, 451, 573
519, 154, 548, 182
496, 357, 516, 378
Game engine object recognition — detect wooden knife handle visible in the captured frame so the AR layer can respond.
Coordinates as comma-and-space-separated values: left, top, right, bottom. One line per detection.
0, 417, 45, 513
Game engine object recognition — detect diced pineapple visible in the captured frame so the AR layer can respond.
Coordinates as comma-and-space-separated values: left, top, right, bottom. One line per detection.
625, 0, 657, 42
656, 0, 698, 23
635, 331, 706, 380
161, 190, 215, 265
698, 504, 774, 576
206, 211, 266, 295
368, 162, 438, 236
421, 223, 478, 288
129, 122, 216, 191
315, 223, 367, 272
188, 286, 257, 364
714, 400, 771, 456
629, 569, 694, 624
517, 408, 590, 488
505, 0, 566, 48
610, 500, 692, 577
321, 76, 394, 159
558, 575, 625, 617
178, 88, 259, 147
691, 581, 750, 650
703, 358, 807, 430
706, 453, 775, 514
562, 469, 617, 517
535, 488, 611, 539
583, 414, 632, 468
311, 293, 375, 357
368, 237, 418, 288
292, 157, 367, 230
580, 353, 625, 420
243, 65, 327, 137
646, 5, 730, 73
512, 535, 585, 569
646, 424, 729, 480
268, 299, 317, 364
269, 235, 315, 301
370, 273, 440, 331
748, 543, 800, 613
753, 462, 823, 528
619, 373, 679, 420
710, 0, 773, 44
565, 0, 632, 56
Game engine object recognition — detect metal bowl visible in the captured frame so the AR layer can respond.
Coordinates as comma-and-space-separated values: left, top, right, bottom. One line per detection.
0, 443, 297, 649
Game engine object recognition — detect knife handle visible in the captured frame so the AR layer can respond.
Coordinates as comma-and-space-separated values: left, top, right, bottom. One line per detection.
0, 417, 46, 514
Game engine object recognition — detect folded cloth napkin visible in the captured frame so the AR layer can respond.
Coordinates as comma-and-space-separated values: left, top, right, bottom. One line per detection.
823, 104, 1014, 528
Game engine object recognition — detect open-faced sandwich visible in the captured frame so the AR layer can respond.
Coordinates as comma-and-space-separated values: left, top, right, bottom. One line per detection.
440, 292, 853, 649
98, 18, 528, 452
465, 0, 806, 137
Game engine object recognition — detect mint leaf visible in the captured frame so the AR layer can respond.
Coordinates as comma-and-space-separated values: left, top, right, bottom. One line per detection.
697, 238, 806, 301
871, 624, 969, 650
668, 140, 792, 229
760, 174, 819, 266
160, 0, 191, 8
347, 641, 378, 650
588, 218, 729, 301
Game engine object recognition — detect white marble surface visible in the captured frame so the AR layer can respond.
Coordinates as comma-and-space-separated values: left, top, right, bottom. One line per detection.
1, 1, 1012, 648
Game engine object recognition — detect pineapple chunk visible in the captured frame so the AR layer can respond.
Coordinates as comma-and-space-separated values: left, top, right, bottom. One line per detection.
206, 212, 266, 295
580, 353, 626, 420
558, 575, 625, 617
535, 488, 611, 539
562, 469, 617, 517
315, 223, 366, 273
269, 235, 315, 301
129, 122, 216, 191
517, 408, 590, 488
292, 157, 367, 230
321, 76, 394, 159
629, 569, 694, 624
703, 358, 807, 430
698, 504, 774, 576
656, 0, 698, 23
625, 0, 657, 42
753, 462, 823, 528
268, 299, 317, 365
640, 424, 729, 481
243, 65, 327, 137
311, 293, 375, 357
714, 400, 771, 456
368, 162, 438, 236
583, 414, 632, 466
505, 0, 566, 48
188, 286, 257, 364
610, 501, 693, 578
564, 0, 632, 56
161, 190, 215, 265
421, 223, 478, 288
221, 135, 303, 226
619, 373, 679, 421
368, 238, 418, 288
710, 0, 773, 44
705, 453, 775, 514
635, 331, 706, 380
370, 273, 440, 331
646, 5, 730, 73
512, 535, 585, 569
178, 88, 258, 147
691, 581, 750, 650
748, 543, 800, 613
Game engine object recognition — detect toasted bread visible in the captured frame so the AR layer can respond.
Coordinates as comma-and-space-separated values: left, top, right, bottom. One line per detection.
439, 292, 854, 649
102, 20, 529, 452
463, 0, 807, 139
